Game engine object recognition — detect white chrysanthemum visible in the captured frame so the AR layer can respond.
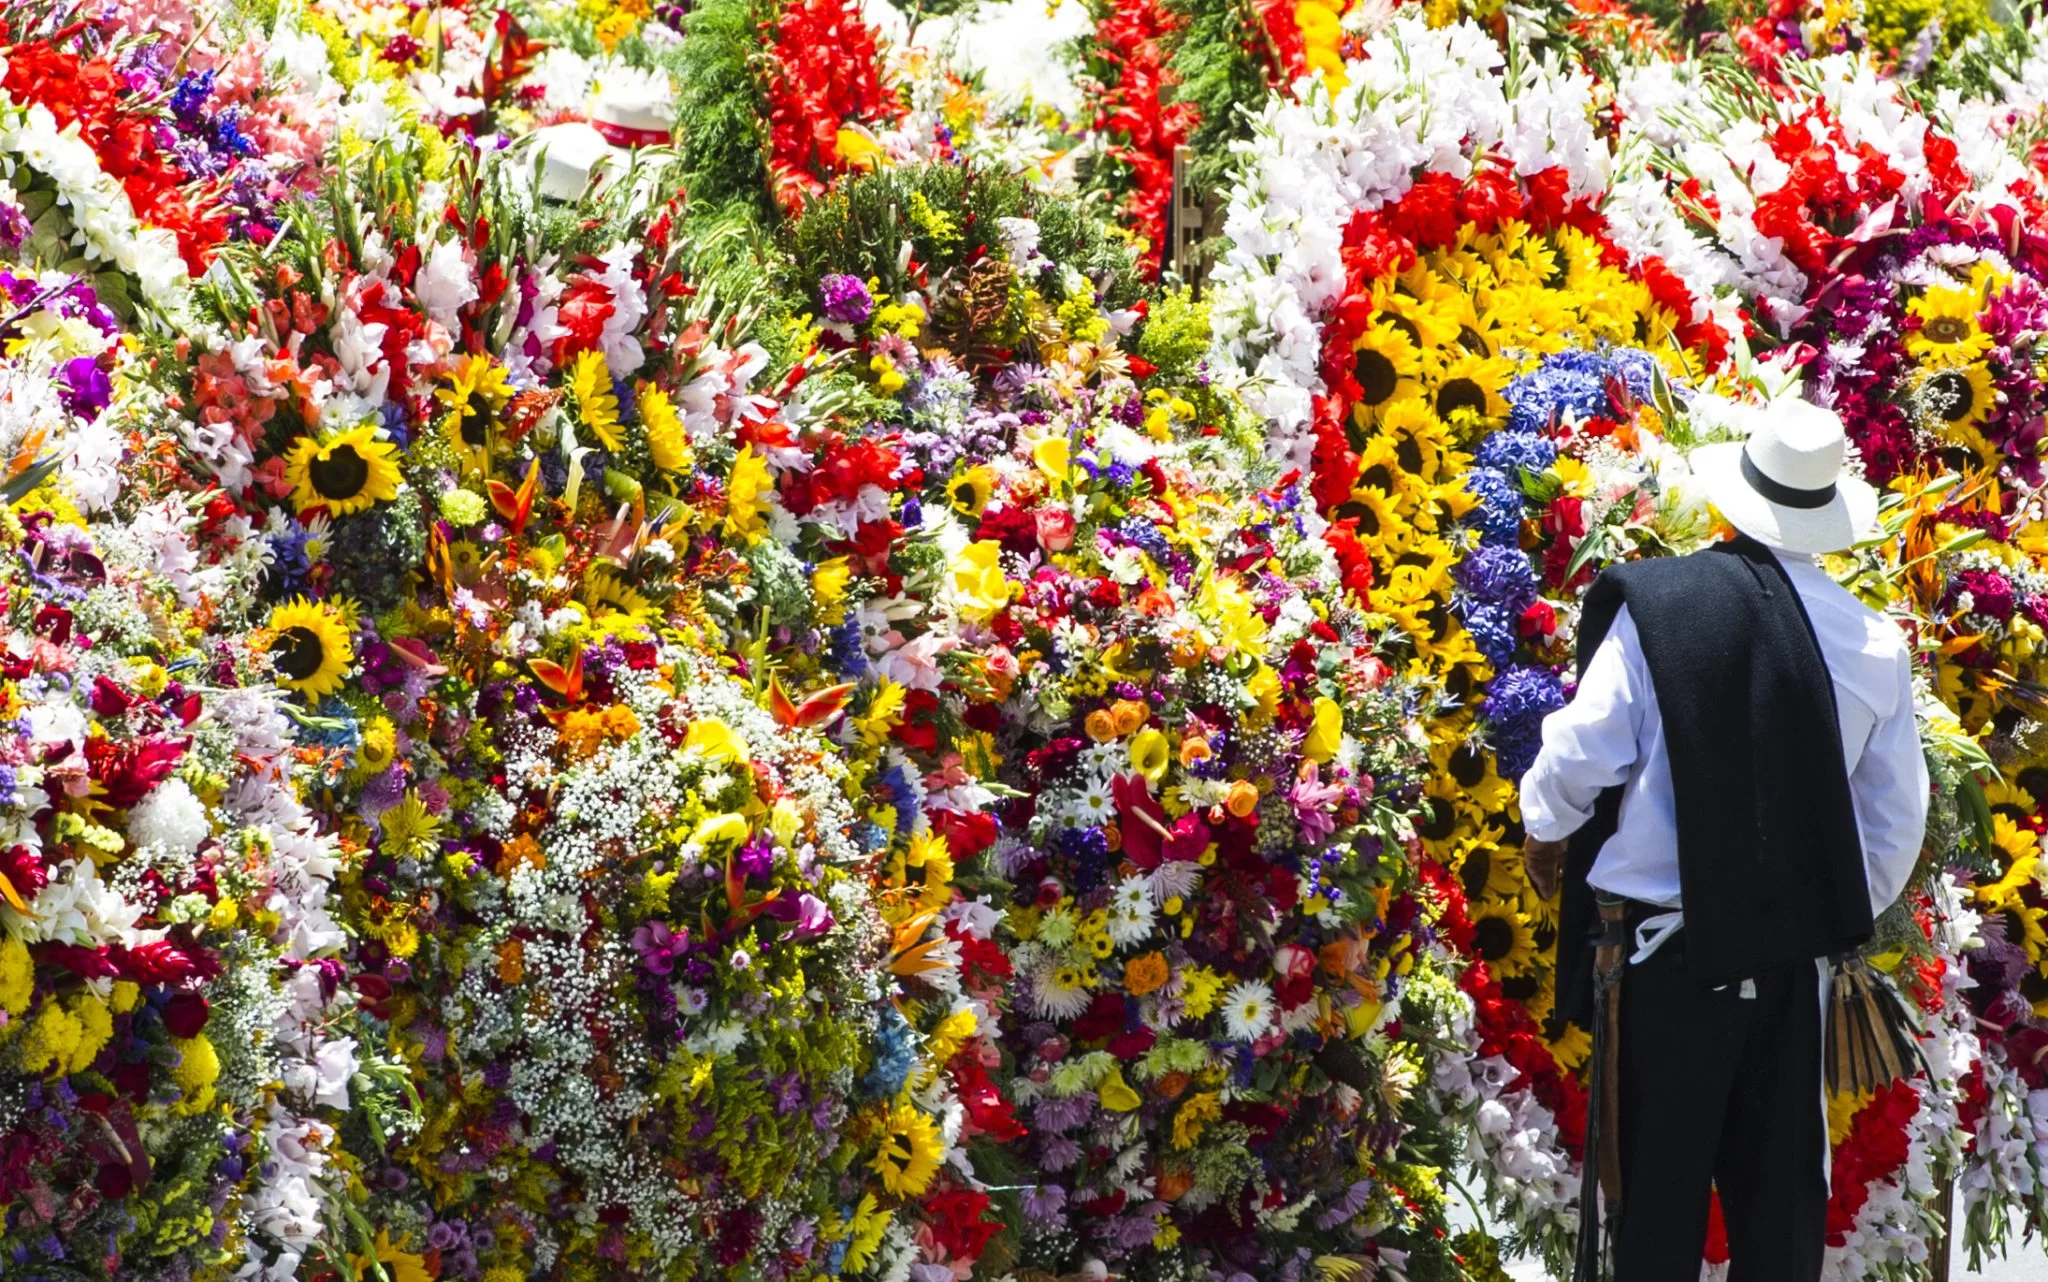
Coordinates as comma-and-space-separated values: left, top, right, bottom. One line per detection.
1029, 963, 1092, 1020
1221, 978, 1276, 1042
128, 777, 211, 857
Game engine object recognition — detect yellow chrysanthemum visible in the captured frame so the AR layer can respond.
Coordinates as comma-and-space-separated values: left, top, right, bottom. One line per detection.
638, 383, 690, 472
284, 425, 402, 516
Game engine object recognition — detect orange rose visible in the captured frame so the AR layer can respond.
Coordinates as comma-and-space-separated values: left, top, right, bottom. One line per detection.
1223, 779, 1261, 818
1084, 708, 1118, 742
1110, 698, 1149, 736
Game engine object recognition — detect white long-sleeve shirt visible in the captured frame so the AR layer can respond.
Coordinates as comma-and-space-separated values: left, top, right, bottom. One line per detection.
1519, 551, 1929, 918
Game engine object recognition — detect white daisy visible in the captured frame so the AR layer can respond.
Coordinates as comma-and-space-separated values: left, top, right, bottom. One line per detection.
1221, 979, 1276, 1042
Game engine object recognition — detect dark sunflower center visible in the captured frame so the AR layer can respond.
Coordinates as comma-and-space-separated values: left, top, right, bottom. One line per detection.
1395, 436, 1425, 475
1437, 378, 1489, 422
1354, 348, 1399, 406
308, 443, 371, 500
1359, 464, 1395, 492
1472, 914, 1515, 961
1926, 369, 1978, 422
1384, 315, 1424, 350
1457, 325, 1491, 357
272, 626, 328, 681
1460, 848, 1493, 900
1395, 552, 1434, 572
1351, 501, 1382, 538
952, 478, 979, 507
1448, 744, 1488, 788
2017, 766, 2048, 800
1444, 666, 1473, 701
1923, 316, 1972, 344
1417, 801, 1456, 841
459, 403, 493, 448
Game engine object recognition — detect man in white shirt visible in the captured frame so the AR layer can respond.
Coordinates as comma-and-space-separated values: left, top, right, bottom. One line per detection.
1518, 398, 1928, 1281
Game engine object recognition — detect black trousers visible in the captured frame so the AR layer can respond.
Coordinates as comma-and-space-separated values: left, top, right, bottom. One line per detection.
1613, 920, 1827, 1281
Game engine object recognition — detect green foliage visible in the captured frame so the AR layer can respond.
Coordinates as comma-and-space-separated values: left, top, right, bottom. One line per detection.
1864, 0, 1997, 61
782, 163, 1034, 295
670, 0, 774, 224
1035, 188, 1147, 309
1163, 0, 1275, 195
1137, 287, 1212, 380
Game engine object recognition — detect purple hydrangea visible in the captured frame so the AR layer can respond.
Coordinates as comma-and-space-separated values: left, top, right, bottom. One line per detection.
1456, 542, 1539, 613
1482, 663, 1567, 779
818, 273, 874, 326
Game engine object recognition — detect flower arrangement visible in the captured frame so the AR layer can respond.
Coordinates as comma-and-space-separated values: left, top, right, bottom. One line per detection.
6, 0, 2048, 1278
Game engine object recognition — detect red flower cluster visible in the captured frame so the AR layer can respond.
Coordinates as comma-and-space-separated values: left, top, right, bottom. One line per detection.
1824, 1080, 1919, 1244
761, 0, 900, 213
1, 36, 230, 271
1082, 0, 1199, 276
1751, 105, 1969, 284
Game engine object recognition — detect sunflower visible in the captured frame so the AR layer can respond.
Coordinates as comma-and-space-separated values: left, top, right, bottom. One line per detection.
1984, 774, 2039, 827
870, 1101, 944, 1197
1438, 741, 1516, 814
1519, 875, 1561, 930
1468, 897, 1539, 977
949, 465, 994, 516
1452, 832, 1521, 901
582, 563, 657, 626
284, 426, 402, 517
1369, 285, 1462, 353
1347, 324, 1426, 426
1915, 361, 1998, 435
1906, 284, 1994, 367
1545, 1018, 1592, 1071
1337, 486, 1414, 552
436, 355, 511, 460
1352, 434, 1432, 515
1429, 352, 1513, 429
1382, 539, 1459, 601
263, 598, 354, 698
1377, 398, 1456, 484
1418, 775, 1487, 856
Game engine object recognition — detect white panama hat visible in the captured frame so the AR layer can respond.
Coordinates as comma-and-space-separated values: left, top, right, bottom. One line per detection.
1689, 397, 1880, 556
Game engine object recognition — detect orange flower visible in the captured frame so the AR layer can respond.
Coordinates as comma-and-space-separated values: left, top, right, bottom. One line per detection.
1084, 708, 1119, 742
1124, 951, 1169, 996
497, 938, 526, 985
1110, 699, 1149, 736
1223, 779, 1261, 818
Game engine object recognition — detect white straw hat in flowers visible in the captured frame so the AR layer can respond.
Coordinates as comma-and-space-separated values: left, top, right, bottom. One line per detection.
1689, 396, 1880, 556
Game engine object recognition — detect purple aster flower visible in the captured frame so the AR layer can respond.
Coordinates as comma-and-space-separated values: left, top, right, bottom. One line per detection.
1020, 1183, 1068, 1224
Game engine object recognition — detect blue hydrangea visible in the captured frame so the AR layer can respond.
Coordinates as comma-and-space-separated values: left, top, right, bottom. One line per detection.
1461, 467, 1524, 545
1459, 600, 1520, 667
1504, 347, 1660, 436
1483, 664, 1568, 779
1473, 429, 1556, 475
1455, 543, 1539, 613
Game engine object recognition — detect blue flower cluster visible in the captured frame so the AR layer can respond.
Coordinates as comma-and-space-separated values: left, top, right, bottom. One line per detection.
1503, 347, 1657, 437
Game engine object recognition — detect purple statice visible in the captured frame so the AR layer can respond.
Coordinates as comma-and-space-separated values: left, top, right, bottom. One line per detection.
1460, 466, 1524, 545
1482, 664, 1567, 779
818, 273, 874, 326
